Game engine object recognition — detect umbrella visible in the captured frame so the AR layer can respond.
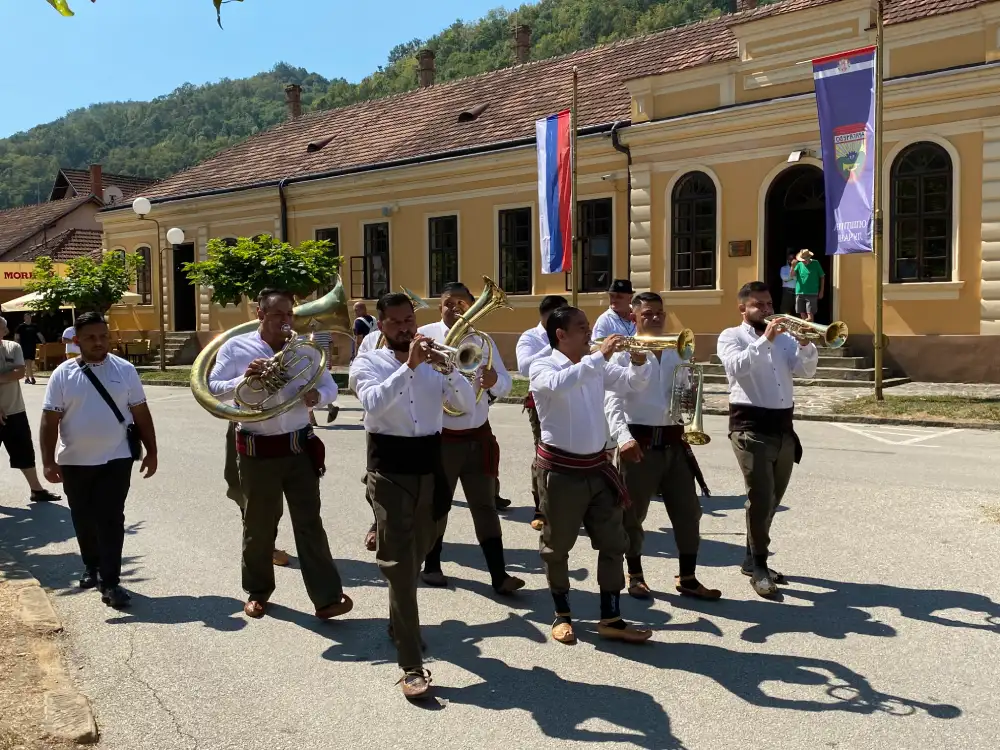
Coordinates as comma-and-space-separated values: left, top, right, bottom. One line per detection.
1, 290, 142, 313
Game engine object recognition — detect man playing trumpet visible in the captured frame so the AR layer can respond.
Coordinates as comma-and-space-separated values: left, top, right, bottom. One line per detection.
417, 282, 524, 595
717, 281, 818, 598
209, 288, 353, 621
604, 292, 721, 601
350, 292, 476, 699
529, 306, 653, 645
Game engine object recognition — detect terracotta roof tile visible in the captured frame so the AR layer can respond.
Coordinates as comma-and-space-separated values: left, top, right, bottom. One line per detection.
123, 0, 996, 205
2, 228, 104, 262
59, 168, 160, 199
0, 196, 96, 255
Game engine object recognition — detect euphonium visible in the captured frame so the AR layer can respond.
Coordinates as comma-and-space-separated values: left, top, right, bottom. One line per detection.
764, 314, 849, 349
592, 329, 696, 362
190, 276, 352, 422
669, 361, 710, 445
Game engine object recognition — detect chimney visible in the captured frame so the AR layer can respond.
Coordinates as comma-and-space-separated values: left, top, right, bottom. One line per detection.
736, 0, 759, 10
514, 24, 531, 65
284, 84, 302, 120
417, 49, 436, 88
89, 163, 103, 198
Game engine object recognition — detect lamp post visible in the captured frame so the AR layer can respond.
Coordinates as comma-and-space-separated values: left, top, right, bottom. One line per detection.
131, 197, 184, 372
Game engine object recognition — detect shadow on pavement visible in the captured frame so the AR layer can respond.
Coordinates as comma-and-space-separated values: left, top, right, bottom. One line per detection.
103, 592, 249, 632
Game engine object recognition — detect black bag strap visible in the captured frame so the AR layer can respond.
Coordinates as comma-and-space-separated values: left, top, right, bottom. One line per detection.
78, 360, 127, 425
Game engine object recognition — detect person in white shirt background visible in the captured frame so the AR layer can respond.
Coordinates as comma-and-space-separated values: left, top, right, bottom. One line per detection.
39, 312, 158, 609
415, 281, 524, 595
62, 325, 80, 359
349, 291, 476, 699
604, 293, 720, 602
717, 281, 818, 598
514, 294, 567, 531
209, 288, 353, 622
591, 278, 638, 341
529, 306, 653, 646
0, 316, 61, 504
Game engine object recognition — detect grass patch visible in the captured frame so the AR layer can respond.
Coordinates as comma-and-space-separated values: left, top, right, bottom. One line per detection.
138, 368, 192, 385
833, 395, 1000, 423
509, 379, 529, 399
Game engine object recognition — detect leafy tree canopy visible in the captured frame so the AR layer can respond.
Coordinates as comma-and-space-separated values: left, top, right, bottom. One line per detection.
24, 252, 143, 314
183, 235, 342, 307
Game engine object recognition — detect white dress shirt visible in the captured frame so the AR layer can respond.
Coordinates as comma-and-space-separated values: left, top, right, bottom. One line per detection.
717, 322, 819, 410
592, 308, 636, 340
350, 348, 476, 436
530, 349, 651, 455
417, 320, 512, 430
604, 348, 686, 448
357, 328, 381, 355
208, 331, 338, 436
43, 354, 147, 466
515, 323, 551, 377
62, 326, 80, 355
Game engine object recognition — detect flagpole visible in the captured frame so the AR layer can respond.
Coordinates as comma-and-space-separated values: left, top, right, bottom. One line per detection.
873, 0, 885, 400
570, 66, 579, 308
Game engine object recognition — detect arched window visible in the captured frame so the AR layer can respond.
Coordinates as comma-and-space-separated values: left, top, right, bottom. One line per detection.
890, 142, 953, 283
221, 237, 238, 247
670, 171, 717, 290
135, 246, 152, 305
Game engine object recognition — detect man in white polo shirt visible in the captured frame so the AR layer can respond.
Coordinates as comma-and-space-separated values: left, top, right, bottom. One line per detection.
40, 312, 158, 609
62, 324, 80, 359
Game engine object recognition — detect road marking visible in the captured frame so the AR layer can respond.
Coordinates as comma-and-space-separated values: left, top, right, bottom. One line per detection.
830, 423, 963, 446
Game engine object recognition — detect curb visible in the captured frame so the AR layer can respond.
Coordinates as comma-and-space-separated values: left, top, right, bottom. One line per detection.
0, 551, 99, 744
135, 383, 1000, 432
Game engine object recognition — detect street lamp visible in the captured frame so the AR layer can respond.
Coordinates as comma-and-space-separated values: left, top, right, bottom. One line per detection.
132, 197, 184, 372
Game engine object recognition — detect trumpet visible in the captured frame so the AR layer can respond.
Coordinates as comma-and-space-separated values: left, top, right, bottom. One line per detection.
592, 329, 695, 361
764, 314, 848, 349
668, 361, 710, 445
418, 337, 485, 376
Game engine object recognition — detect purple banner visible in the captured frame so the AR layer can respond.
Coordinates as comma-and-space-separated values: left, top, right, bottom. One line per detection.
813, 46, 876, 255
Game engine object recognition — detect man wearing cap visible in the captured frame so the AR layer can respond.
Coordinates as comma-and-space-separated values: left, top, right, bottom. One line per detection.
592, 280, 637, 342
792, 250, 825, 323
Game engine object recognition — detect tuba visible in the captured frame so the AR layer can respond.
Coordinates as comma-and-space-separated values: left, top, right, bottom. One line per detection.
764, 314, 848, 349
669, 361, 710, 445
592, 329, 696, 362
190, 276, 352, 422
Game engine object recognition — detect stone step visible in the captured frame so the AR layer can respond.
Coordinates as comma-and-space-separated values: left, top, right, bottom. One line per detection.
708, 354, 866, 369
703, 374, 910, 388
701, 364, 891, 382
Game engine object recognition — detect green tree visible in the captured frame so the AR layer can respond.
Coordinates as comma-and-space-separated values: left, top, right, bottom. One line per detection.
24, 253, 143, 314
183, 235, 342, 307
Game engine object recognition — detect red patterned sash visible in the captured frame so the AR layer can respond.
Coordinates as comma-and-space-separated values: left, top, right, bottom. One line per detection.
535, 442, 630, 509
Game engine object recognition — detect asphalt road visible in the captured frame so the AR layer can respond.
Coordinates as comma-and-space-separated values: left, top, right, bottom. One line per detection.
1, 386, 999, 750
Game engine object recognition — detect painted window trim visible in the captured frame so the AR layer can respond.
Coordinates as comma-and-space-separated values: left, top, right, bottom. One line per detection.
664, 165, 722, 292
575, 195, 616, 294
359, 219, 392, 301
883, 280, 965, 301
133, 245, 154, 307
424, 210, 461, 298
495, 205, 534, 296
657, 289, 725, 306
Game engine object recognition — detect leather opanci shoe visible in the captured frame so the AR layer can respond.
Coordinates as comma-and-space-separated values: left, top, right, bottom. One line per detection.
398, 669, 432, 699
244, 600, 267, 619
551, 621, 576, 644
316, 594, 354, 620
627, 576, 652, 599
493, 576, 525, 595
272, 548, 290, 566
420, 571, 448, 587
674, 575, 722, 600
597, 618, 652, 643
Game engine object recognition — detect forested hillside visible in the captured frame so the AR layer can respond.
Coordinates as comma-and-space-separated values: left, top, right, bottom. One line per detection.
1, 0, 774, 209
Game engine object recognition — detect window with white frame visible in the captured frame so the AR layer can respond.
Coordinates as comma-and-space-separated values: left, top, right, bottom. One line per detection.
889, 142, 953, 283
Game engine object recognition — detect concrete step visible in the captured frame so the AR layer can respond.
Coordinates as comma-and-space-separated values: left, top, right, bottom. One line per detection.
708, 354, 866, 369
701, 364, 891, 382
704, 374, 910, 388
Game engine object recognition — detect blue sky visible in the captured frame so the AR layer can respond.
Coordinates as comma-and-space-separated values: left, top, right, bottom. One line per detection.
0, 0, 517, 138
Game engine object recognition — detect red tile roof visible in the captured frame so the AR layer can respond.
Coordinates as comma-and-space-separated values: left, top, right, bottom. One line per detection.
0, 196, 97, 256
2, 228, 104, 262
116, 0, 996, 206
56, 168, 159, 201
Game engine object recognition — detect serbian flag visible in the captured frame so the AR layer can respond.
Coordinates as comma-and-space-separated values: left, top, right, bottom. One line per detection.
536, 110, 573, 274
813, 46, 877, 255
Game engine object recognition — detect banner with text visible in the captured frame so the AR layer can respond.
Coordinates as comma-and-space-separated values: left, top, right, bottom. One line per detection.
813, 46, 876, 255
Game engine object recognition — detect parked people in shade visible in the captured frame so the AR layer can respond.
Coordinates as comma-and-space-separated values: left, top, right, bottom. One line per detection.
14, 313, 45, 384
40, 312, 158, 609
0, 316, 61, 504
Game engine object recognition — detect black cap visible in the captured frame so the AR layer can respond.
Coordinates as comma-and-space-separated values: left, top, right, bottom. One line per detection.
608, 279, 633, 294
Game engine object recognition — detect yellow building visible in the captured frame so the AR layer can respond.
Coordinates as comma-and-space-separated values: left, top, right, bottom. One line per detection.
99, 0, 1000, 382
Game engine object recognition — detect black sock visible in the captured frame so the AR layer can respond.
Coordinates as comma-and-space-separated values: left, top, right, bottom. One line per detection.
424, 535, 444, 574
743, 540, 753, 568
552, 591, 571, 622
626, 555, 643, 577
480, 537, 508, 588
753, 554, 769, 570
599, 591, 622, 620
679, 554, 697, 578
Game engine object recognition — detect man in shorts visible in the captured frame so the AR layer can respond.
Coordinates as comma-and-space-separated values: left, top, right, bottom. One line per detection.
15, 313, 45, 384
792, 249, 825, 323
0, 316, 61, 503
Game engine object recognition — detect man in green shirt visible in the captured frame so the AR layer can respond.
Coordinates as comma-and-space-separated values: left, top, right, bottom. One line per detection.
793, 249, 825, 323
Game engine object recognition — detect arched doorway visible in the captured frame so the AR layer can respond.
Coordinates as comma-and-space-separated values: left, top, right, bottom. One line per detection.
764, 164, 832, 324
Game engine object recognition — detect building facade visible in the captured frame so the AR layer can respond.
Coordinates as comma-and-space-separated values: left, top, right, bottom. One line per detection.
99, 0, 1000, 381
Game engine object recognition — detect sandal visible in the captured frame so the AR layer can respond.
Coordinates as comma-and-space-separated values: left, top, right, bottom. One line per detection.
244, 600, 267, 619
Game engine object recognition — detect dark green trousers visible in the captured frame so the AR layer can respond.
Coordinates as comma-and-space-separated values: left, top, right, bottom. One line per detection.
538, 470, 627, 594
527, 405, 542, 511
437, 439, 501, 543
225, 422, 244, 510
369, 470, 442, 671
237, 452, 343, 608
619, 445, 701, 560
730, 431, 796, 558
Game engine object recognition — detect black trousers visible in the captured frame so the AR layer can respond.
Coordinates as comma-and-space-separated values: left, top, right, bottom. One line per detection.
62, 458, 134, 588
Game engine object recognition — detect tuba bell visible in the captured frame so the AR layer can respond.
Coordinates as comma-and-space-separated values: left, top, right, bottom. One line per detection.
668, 361, 710, 445
764, 314, 848, 349
190, 276, 352, 422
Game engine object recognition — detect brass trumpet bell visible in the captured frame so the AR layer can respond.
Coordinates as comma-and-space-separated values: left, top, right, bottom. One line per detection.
764, 315, 849, 349
592, 329, 695, 362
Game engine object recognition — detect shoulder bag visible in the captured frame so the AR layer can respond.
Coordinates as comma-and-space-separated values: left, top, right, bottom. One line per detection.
78, 361, 143, 461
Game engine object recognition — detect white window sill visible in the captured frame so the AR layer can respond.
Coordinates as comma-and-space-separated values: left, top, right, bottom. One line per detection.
883, 280, 964, 301
657, 289, 725, 306
505, 292, 609, 309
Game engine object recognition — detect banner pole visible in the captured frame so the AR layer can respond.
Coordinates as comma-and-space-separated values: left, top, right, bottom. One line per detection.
873, 0, 885, 400
570, 66, 579, 308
